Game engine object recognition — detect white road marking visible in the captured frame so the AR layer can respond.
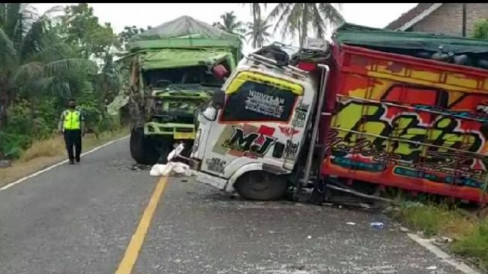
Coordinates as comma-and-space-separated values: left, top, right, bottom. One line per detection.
0, 135, 129, 192
407, 233, 481, 274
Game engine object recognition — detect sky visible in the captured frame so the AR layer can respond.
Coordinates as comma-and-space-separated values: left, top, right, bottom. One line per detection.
33, 3, 417, 54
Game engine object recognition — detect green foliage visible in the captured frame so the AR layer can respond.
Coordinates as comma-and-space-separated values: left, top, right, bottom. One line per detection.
213, 11, 246, 40
61, 3, 121, 59
391, 198, 488, 270
393, 202, 452, 236
245, 19, 272, 48
0, 98, 65, 159
0, 3, 124, 160
119, 25, 151, 51
451, 220, 488, 269
0, 101, 35, 159
472, 19, 488, 40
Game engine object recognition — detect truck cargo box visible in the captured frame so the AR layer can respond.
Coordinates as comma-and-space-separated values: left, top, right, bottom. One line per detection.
321, 26, 488, 203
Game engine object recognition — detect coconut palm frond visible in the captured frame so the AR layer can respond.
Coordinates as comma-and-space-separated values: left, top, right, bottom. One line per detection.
0, 27, 17, 63
266, 3, 291, 33
312, 6, 326, 39
317, 3, 345, 26
267, 3, 345, 48
19, 5, 66, 61
43, 58, 96, 77
11, 61, 44, 84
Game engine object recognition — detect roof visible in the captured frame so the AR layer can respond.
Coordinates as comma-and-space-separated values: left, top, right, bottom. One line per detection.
385, 3, 443, 31
128, 15, 242, 51
334, 23, 488, 54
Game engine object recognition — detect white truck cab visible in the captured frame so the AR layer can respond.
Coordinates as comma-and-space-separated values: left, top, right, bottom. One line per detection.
190, 51, 321, 200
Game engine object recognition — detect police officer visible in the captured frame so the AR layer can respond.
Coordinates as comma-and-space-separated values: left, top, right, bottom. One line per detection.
58, 99, 85, 165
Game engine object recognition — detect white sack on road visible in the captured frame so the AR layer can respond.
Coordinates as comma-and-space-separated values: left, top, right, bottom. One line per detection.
149, 162, 192, 177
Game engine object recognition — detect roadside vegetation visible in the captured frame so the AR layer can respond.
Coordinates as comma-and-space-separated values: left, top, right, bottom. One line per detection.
0, 3, 126, 162
387, 20, 488, 272
389, 198, 488, 271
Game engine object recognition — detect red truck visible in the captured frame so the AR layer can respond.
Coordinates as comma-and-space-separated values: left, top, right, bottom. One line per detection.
188, 23, 488, 204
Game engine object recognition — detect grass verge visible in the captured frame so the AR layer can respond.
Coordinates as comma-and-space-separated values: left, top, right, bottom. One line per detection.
391, 200, 488, 271
0, 126, 129, 188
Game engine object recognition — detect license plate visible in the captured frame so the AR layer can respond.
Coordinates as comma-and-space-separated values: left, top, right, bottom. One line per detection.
174, 132, 195, 139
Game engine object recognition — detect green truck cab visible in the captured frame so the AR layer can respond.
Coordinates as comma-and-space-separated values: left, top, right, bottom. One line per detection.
123, 16, 242, 165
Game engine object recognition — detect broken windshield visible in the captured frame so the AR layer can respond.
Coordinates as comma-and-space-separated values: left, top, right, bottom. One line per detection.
143, 65, 224, 88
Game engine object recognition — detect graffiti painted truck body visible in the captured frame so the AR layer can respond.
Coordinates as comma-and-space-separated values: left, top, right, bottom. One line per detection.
125, 16, 241, 165
191, 23, 488, 203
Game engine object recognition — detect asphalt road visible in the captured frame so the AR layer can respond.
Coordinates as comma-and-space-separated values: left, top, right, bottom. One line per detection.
0, 137, 467, 274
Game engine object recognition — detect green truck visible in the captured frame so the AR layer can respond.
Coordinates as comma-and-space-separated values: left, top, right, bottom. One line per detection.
121, 16, 242, 165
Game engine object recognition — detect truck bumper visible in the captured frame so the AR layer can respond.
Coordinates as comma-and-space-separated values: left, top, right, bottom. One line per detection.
195, 171, 228, 190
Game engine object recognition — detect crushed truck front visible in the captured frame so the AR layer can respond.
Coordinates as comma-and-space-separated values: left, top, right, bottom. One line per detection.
122, 16, 242, 165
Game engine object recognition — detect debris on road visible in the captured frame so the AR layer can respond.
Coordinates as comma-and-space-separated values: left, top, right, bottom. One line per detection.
149, 143, 196, 177
0, 160, 12, 168
131, 164, 151, 171
370, 222, 384, 230
433, 236, 453, 246
149, 162, 193, 177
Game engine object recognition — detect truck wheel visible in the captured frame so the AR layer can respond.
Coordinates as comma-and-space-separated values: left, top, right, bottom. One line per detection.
234, 171, 288, 201
130, 127, 159, 165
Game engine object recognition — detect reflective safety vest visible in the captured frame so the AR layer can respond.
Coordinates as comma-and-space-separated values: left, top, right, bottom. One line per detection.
63, 110, 82, 130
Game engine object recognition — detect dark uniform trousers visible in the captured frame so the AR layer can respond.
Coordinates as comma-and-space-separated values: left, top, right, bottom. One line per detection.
64, 129, 82, 161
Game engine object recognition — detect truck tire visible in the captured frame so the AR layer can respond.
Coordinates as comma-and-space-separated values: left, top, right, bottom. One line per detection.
130, 127, 159, 165
234, 171, 288, 201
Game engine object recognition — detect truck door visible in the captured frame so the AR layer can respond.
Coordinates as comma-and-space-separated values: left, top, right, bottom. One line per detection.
199, 70, 313, 179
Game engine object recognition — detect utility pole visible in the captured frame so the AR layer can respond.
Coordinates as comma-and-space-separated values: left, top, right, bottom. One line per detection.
462, 3, 467, 37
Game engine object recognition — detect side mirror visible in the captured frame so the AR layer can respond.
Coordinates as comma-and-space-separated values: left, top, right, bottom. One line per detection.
211, 89, 225, 109
202, 106, 218, 121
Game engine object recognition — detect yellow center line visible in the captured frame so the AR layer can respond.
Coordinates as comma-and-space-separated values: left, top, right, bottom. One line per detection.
115, 176, 169, 274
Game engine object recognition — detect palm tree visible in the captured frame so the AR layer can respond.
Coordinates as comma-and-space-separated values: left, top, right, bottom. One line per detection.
244, 3, 268, 49
245, 18, 272, 48
214, 11, 245, 39
266, 3, 345, 48
0, 3, 94, 126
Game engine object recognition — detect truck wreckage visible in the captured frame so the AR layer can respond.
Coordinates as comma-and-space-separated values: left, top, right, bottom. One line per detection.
169, 23, 488, 205
112, 16, 242, 165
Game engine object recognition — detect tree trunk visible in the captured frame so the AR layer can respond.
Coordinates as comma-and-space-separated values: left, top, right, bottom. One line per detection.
300, 4, 309, 49
0, 84, 13, 128
253, 5, 258, 48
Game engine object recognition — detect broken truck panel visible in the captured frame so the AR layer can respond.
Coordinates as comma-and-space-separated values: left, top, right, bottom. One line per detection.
121, 15, 241, 165
190, 24, 488, 203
